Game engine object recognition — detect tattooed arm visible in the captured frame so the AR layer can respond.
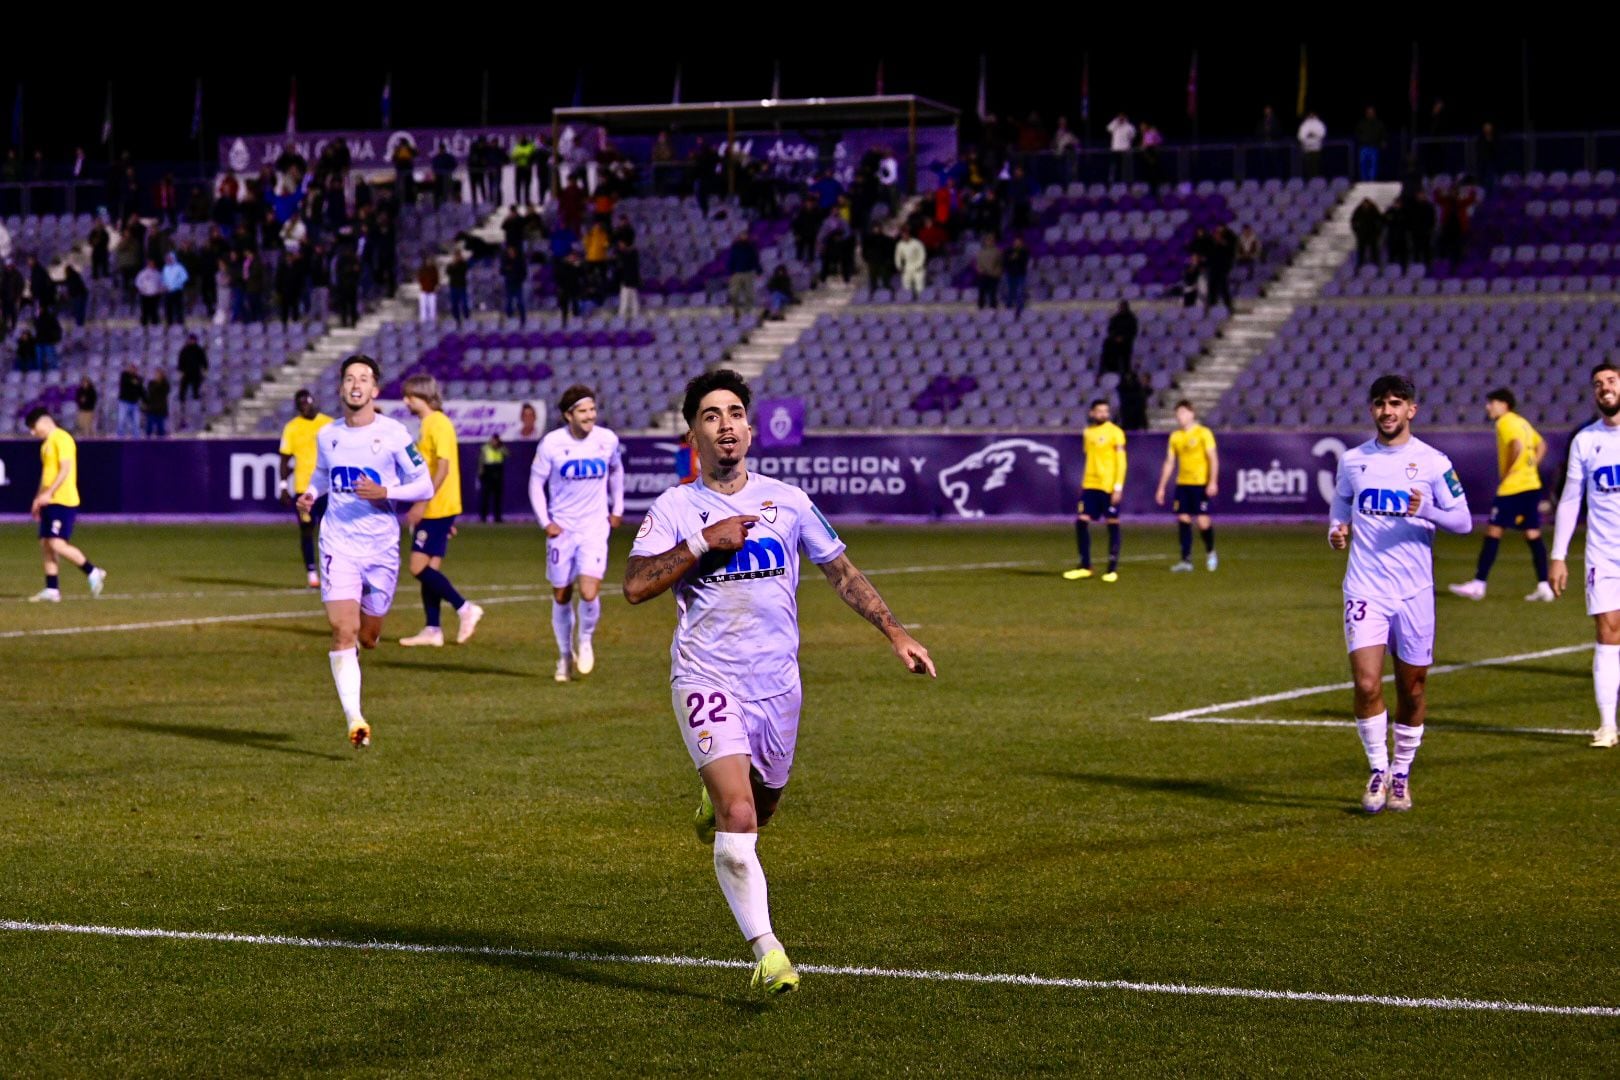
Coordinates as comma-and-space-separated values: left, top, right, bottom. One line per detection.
623, 513, 758, 604
818, 554, 937, 677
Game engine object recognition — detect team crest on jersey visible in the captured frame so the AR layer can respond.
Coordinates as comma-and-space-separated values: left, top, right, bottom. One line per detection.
760, 502, 778, 524
372, 438, 383, 455
1405, 463, 1419, 479
697, 730, 713, 755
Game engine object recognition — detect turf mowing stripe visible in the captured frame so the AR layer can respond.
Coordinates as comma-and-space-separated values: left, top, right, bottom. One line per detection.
1156, 717, 1592, 736
4, 919, 1617, 1018
1150, 644, 1597, 723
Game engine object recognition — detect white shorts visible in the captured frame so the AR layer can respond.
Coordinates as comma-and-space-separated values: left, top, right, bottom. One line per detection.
672, 681, 802, 790
546, 529, 609, 589
1344, 590, 1434, 667
321, 551, 399, 617
1586, 568, 1620, 617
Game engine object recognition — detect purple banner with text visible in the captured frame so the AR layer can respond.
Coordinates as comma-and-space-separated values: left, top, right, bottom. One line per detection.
0, 431, 1569, 521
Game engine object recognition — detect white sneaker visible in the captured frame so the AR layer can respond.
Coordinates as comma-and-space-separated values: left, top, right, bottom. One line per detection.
1524, 582, 1556, 602
1592, 727, 1619, 749
27, 588, 61, 603
554, 656, 571, 682
456, 602, 484, 645
88, 567, 107, 598
1387, 773, 1413, 811
1447, 580, 1487, 601
1361, 770, 1388, 814
576, 638, 595, 675
307, 570, 321, 589
399, 627, 444, 647
1206, 551, 1219, 572
1169, 560, 1194, 573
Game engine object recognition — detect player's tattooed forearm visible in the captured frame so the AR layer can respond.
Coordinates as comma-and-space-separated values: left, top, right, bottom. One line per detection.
625, 549, 694, 600
825, 561, 903, 636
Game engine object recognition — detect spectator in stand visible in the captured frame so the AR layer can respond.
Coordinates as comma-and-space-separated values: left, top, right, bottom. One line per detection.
820, 221, 856, 284
1255, 105, 1277, 141
392, 139, 417, 205
243, 251, 268, 323
75, 376, 98, 437
616, 238, 641, 320
1351, 197, 1384, 269
417, 258, 440, 324
15, 328, 37, 372
557, 174, 587, 233
135, 259, 164, 326
765, 265, 795, 318
1102, 300, 1138, 374
726, 231, 761, 322
143, 368, 171, 438
583, 221, 612, 297
1181, 255, 1204, 307
0, 258, 23, 333
555, 249, 584, 326
1107, 113, 1137, 183
1383, 195, 1409, 268
691, 137, 719, 216
1003, 236, 1031, 317
1139, 123, 1164, 193
1235, 225, 1263, 281
1437, 178, 1479, 263
1355, 106, 1387, 181
974, 236, 1003, 310
334, 248, 361, 328
1118, 369, 1149, 431
468, 136, 489, 205
499, 244, 528, 326
373, 213, 399, 298
446, 249, 470, 327
512, 136, 536, 205
1408, 190, 1437, 267
483, 138, 509, 204
177, 334, 208, 428
1477, 122, 1500, 191
1052, 116, 1079, 155
35, 307, 61, 371
431, 141, 457, 207
62, 264, 88, 327
479, 434, 507, 522
792, 200, 823, 264
276, 250, 308, 325
862, 223, 896, 295
281, 211, 308, 255
155, 174, 180, 228
88, 219, 110, 279
1207, 225, 1236, 310
28, 255, 56, 313
1298, 111, 1327, 179
895, 225, 926, 299
117, 364, 144, 436
161, 252, 189, 326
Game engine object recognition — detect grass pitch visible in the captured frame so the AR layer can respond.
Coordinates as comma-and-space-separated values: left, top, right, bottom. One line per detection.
2, 521, 1617, 1077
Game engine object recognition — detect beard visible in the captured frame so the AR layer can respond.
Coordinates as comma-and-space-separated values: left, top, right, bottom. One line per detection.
1600, 396, 1620, 418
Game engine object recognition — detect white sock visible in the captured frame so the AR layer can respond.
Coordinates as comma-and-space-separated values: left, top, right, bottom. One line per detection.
578, 597, 601, 642
1391, 723, 1424, 776
551, 600, 574, 659
750, 932, 784, 961
1595, 644, 1620, 732
328, 648, 362, 722
713, 831, 773, 943
1356, 711, 1389, 773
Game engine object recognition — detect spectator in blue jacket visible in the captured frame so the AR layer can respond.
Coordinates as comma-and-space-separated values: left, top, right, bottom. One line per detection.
161, 252, 189, 326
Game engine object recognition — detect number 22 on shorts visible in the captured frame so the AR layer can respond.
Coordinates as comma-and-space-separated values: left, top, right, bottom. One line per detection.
686, 690, 729, 728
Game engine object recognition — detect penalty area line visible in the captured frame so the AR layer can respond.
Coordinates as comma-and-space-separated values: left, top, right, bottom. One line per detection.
2, 919, 1615, 1018
1157, 717, 1592, 737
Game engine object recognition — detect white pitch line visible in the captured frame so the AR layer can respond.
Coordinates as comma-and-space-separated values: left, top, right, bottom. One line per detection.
1151, 643, 1597, 723
2, 919, 1614, 1018
1162, 717, 1592, 737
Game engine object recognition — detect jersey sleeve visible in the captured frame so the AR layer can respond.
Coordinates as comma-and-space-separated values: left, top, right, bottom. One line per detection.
278, 422, 294, 456
1200, 428, 1217, 456
306, 430, 331, 498
607, 434, 625, 518
797, 493, 847, 565
630, 489, 682, 558
1552, 434, 1589, 561
1430, 451, 1466, 511
388, 427, 435, 503
528, 438, 552, 526
1330, 455, 1354, 527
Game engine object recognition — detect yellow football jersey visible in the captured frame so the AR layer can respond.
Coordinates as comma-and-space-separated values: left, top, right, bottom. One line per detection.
278, 413, 333, 494
418, 410, 463, 518
1169, 423, 1217, 486
40, 427, 80, 507
1082, 421, 1128, 492
1495, 412, 1543, 497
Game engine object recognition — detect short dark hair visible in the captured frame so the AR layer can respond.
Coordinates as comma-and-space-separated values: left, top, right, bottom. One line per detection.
340, 354, 381, 383
1593, 363, 1620, 380
294, 388, 313, 405
1089, 398, 1110, 410
1486, 388, 1517, 410
1174, 399, 1195, 412
682, 368, 751, 427
1368, 374, 1417, 403
557, 384, 596, 415
24, 406, 48, 428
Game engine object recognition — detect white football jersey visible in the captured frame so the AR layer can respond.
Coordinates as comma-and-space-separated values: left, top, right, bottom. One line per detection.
310, 414, 431, 560
530, 425, 624, 534
1553, 418, 1620, 576
1333, 436, 1467, 600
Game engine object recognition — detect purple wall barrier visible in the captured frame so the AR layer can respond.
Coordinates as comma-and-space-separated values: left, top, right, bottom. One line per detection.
0, 431, 1570, 521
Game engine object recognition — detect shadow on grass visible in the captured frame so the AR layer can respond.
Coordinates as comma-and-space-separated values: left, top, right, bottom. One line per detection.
1040, 771, 1345, 811
175, 575, 288, 590
100, 719, 347, 761
291, 916, 767, 1012
247, 623, 333, 640
368, 658, 532, 679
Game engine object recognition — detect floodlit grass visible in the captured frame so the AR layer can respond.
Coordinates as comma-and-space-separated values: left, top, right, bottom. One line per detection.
3, 522, 1617, 1076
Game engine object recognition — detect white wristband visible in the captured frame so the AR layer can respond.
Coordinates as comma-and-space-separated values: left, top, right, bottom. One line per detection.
686, 532, 710, 558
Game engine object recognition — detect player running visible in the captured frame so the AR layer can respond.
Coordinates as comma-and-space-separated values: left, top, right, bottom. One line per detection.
25, 406, 107, 602
297, 356, 435, 749
624, 369, 935, 997
529, 384, 623, 681
1155, 399, 1220, 572
1549, 363, 1620, 748
399, 374, 484, 647
1063, 399, 1127, 582
1330, 375, 1472, 813
279, 389, 332, 588
1448, 388, 1552, 602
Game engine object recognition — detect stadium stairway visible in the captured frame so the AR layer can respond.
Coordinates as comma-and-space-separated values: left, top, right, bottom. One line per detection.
1151, 181, 1400, 428
725, 278, 856, 379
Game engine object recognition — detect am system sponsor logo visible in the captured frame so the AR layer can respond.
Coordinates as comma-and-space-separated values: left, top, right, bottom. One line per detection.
560, 458, 609, 480
1595, 464, 1620, 494
331, 465, 384, 493
1357, 488, 1412, 516
699, 537, 789, 583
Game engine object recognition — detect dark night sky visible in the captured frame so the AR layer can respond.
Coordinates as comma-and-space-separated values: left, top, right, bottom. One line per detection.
3, 37, 1608, 163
